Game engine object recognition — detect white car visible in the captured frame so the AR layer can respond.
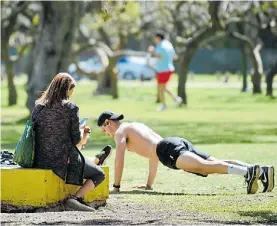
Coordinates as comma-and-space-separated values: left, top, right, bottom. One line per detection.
116, 56, 156, 80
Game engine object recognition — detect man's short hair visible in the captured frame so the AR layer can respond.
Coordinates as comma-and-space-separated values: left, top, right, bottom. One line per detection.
97, 111, 124, 127
155, 32, 165, 40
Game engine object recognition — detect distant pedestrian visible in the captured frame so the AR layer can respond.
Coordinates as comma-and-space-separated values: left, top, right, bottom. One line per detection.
148, 32, 182, 111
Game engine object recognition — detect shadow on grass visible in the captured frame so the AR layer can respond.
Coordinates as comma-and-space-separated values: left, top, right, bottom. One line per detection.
238, 210, 277, 224
111, 190, 217, 196
204, 210, 277, 225
2, 219, 130, 225
30, 219, 161, 225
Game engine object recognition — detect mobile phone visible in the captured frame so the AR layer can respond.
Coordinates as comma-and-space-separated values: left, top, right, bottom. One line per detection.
79, 117, 88, 126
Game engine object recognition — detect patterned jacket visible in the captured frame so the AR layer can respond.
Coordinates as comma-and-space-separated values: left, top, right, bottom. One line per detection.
31, 101, 85, 186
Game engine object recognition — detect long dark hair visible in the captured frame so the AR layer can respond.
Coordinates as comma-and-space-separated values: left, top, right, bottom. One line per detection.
36, 73, 76, 107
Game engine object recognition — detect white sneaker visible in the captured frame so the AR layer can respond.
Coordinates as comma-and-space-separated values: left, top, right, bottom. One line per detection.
175, 96, 183, 108
156, 104, 167, 111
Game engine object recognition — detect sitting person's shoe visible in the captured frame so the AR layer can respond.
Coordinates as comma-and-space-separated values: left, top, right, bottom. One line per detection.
66, 195, 95, 211
245, 165, 260, 194
259, 166, 274, 193
95, 145, 112, 166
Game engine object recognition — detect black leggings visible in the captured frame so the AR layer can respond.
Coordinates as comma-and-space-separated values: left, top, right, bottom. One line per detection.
83, 157, 105, 187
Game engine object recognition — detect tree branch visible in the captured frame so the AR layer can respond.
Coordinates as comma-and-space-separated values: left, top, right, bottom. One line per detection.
2, 1, 30, 23
10, 41, 32, 62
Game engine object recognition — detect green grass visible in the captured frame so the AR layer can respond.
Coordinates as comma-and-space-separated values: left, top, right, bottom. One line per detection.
1, 75, 277, 224
1, 75, 276, 149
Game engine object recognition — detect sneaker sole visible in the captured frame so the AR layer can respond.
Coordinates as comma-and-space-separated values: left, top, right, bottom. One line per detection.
66, 199, 95, 212
102, 148, 112, 166
265, 167, 274, 192
248, 166, 260, 194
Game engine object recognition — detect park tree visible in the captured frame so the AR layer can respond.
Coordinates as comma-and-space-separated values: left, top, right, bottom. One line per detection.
164, 1, 276, 104
72, 1, 145, 99
213, 1, 277, 95
26, 1, 85, 113
1, 1, 38, 106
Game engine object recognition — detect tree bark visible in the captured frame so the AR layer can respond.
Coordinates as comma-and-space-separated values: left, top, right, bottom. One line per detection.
1, 39, 17, 106
108, 56, 119, 99
266, 62, 277, 96
178, 56, 188, 105
26, 2, 84, 112
231, 32, 263, 94
178, 26, 216, 105
240, 45, 248, 92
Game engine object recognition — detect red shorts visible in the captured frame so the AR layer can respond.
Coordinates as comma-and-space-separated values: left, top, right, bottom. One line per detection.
157, 71, 173, 84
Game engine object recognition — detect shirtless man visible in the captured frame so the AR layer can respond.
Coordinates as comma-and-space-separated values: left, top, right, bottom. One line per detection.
97, 111, 275, 194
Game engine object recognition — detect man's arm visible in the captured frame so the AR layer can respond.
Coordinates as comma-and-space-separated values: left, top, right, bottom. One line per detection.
146, 156, 159, 188
150, 52, 162, 59
173, 54, 178, 61
148, 45, 163, 59
113, 131, 127, 191
136, 155, 159, 190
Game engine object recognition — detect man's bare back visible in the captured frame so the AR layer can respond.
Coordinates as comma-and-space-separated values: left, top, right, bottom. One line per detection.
115, 122, 162, 159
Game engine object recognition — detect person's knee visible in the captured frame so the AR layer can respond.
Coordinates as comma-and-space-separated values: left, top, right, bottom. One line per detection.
98, 171, 105, 184
184, 159, 208, 175
93, 171, 105, 187
187, 164, 206, 174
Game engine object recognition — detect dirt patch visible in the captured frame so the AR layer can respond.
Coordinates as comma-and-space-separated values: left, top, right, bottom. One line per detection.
2, 195, 276, 225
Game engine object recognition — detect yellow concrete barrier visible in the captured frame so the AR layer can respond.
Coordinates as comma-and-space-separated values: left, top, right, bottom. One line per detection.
0, 166, 109, 207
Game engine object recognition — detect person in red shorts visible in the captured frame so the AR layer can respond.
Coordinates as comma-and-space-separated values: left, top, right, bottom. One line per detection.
148, 32, 182, 111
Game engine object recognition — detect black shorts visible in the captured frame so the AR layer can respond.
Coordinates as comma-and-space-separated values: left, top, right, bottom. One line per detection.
156, 137, 210, 177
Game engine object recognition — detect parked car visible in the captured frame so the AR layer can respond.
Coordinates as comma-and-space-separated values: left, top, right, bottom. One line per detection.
116, 56, 156, 81
68, 57, 103, 80
68, 55, 157, 81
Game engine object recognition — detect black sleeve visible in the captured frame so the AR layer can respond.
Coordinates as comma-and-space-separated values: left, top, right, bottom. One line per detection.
69, 103, 82, 145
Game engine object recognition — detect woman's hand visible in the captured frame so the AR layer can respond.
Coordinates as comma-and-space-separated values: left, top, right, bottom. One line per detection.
84, 126, 91, 134
81, 126, 91, 147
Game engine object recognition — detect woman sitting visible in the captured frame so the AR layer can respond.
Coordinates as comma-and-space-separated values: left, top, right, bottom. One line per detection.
31, 72, 111, 211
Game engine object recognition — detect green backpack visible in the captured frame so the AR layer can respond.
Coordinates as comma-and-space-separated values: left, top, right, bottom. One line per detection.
13, 120, 35, 168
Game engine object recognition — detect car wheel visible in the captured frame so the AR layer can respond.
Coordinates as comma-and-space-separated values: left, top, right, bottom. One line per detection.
123, 71, 136, 80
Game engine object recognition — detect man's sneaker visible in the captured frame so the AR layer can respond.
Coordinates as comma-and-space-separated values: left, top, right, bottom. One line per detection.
245, 165, 260, 194
174, 96, 183, 108
156, 104, 167, 111
259, 166, 275, 193
95, 145, 112, 166
66, 195, 95, 211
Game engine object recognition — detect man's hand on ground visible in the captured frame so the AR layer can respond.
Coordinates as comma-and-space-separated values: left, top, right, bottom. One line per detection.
133, 185, 153, 190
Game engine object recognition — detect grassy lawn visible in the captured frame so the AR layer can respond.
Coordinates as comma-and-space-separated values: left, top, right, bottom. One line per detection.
1, 75, 277, 224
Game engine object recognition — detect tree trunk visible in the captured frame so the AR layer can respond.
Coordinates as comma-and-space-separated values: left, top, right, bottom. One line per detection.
251, 44, 263, 94
231, 32, 263, 94
26, 2, 84, 112
178, 56, 188, 105
1, 39, 17, 106
94, 70, 111, 95
109, 56, 119, 99
266, 62, 277, 96
240, 45, 248, 92
178, 26, 216, 105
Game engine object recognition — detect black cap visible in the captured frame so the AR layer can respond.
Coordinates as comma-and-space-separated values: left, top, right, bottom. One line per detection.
97, 111, 124, 127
